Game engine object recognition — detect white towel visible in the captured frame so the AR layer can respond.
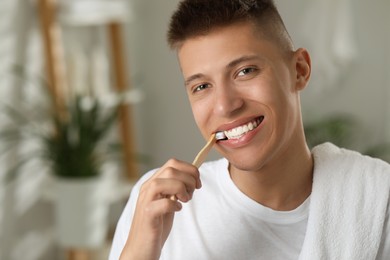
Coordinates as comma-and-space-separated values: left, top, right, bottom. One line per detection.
299, 143, 390, 259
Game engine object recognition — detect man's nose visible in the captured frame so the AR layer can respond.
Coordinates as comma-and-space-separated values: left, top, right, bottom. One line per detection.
213, 84, 244, 117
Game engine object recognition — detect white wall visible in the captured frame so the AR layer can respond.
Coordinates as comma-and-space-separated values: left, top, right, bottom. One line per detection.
128, 0, 390, 173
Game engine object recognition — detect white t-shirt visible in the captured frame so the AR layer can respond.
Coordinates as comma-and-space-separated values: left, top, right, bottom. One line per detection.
109, 158, 310, 260
110, 143, 390, 259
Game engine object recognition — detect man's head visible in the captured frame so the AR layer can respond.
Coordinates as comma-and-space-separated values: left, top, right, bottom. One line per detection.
167, 0, 294, 53
167, 0, 311, 173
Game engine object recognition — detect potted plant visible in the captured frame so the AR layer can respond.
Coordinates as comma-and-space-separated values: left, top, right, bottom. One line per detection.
48, 94, 122, 249
0, 79, 140, 248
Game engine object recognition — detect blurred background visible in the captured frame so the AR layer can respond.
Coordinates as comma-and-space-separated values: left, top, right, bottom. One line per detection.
0, 0, 389, 259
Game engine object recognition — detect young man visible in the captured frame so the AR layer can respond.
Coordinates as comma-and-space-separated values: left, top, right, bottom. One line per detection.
110, 0, 390, 259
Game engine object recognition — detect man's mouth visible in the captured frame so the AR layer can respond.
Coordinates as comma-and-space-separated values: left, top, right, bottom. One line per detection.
221, 116, 264, 140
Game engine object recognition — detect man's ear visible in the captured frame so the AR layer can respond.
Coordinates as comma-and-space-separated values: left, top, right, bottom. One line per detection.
294, 48, 311, 91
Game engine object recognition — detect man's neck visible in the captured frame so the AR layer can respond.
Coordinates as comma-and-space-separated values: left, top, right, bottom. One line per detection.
229, 141, 313, 211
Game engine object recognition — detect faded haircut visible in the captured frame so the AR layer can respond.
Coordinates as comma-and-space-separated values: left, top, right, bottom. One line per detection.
167, 0, 294, 52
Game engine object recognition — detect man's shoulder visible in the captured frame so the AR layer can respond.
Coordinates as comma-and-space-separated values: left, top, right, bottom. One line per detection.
313, 142, 390, 171
305, 142, 390, 260
312, 142, 390, 185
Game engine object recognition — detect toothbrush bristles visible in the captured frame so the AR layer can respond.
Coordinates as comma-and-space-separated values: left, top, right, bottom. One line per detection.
215, 131, 227, 140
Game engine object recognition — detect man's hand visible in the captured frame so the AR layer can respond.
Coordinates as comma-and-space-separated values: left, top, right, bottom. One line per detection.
120, 158, 202, 260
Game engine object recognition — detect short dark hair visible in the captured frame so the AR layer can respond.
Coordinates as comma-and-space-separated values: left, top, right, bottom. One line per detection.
167, 0, 293, 51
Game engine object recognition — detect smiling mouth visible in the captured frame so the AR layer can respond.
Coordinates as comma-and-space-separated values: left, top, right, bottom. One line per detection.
221, 116, 264, 140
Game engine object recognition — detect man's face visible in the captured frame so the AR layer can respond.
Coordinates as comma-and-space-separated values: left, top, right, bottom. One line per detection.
178, 22, 309, 172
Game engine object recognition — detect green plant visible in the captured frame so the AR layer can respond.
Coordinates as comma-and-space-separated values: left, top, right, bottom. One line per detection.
0, 85, 124, 180
44, 96, 120, 178
304, 114, 357, 149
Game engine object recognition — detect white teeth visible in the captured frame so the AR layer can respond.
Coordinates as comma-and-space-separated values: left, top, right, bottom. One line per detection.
253, 120, 258, 128
224, 117, 263, 139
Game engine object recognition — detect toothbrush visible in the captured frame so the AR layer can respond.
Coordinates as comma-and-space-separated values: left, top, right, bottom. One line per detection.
192, 131, 226, 167
170, 131, 226, 200
215, 131, 227, 142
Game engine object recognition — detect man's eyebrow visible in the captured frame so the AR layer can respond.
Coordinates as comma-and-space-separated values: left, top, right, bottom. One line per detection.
226, 55, 261, 69
184, 73, 206, 87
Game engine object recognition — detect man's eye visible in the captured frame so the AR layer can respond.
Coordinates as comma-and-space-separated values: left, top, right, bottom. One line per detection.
193, 83, 209, 93
237, 67, 256, 77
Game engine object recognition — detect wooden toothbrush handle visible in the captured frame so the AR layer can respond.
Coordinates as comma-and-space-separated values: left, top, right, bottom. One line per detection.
170, 134, 216, 200
192, 133, 216, 168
